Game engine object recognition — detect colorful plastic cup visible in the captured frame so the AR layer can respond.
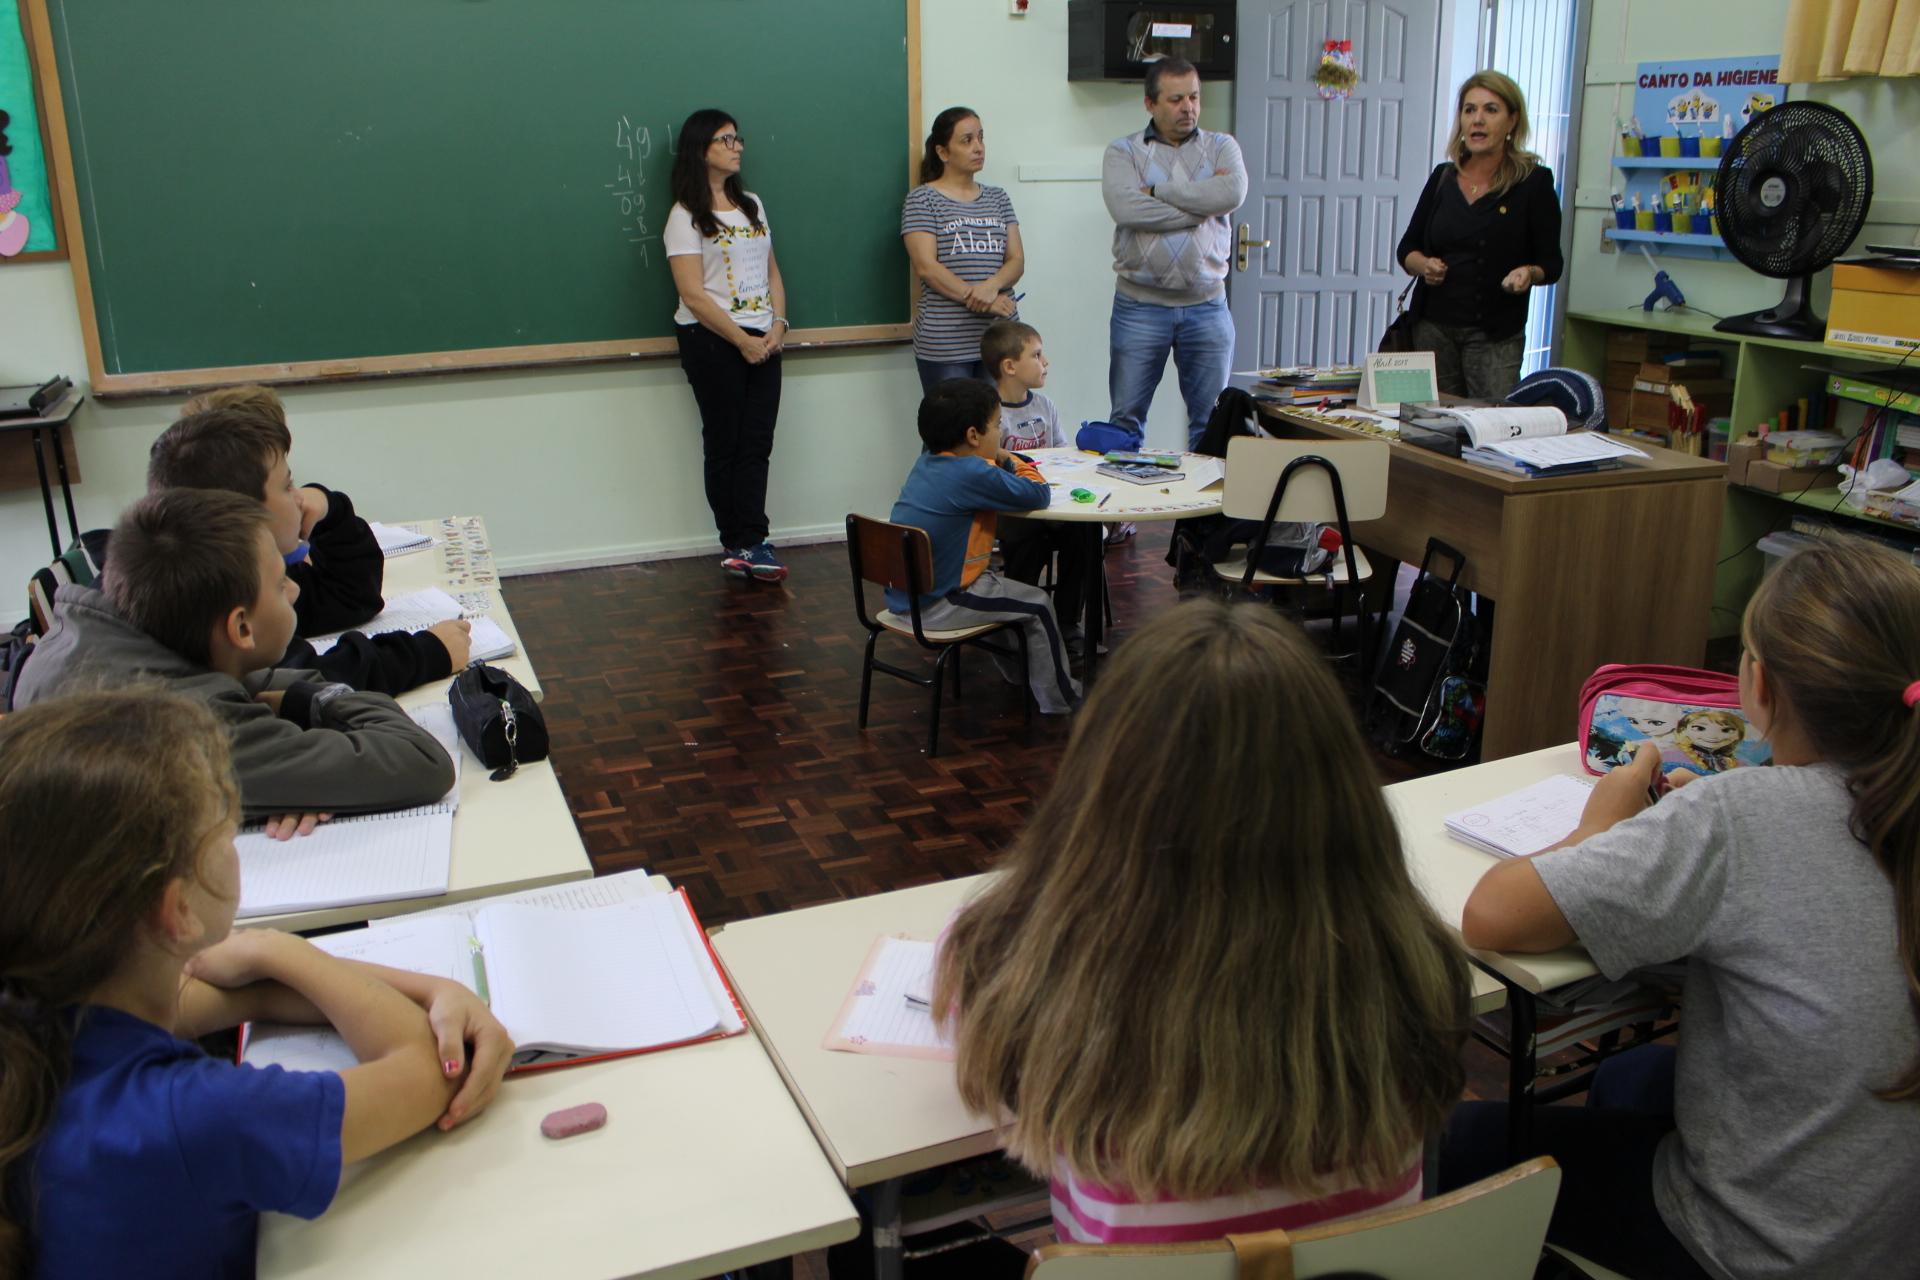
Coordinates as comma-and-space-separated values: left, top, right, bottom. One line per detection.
1614, 209, 1636, 230
1636, 210, 1656, 231
1670, 213, 1693, 234
1679, 136, 1701, 157
1701, 137, 1723, 158
1653, 211, 1673, 233
1620, 133, 1643, 157
1658, 135, 1682, 158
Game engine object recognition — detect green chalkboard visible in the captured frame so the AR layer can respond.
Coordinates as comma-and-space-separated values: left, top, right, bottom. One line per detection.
37, 0, 913, 391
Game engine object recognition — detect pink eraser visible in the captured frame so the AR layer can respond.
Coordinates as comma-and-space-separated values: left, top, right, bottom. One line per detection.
540, 1102, 607, 1140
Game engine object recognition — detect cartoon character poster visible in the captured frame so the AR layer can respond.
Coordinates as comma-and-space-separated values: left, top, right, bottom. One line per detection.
1585, 695, 1772, 778
0, 0, 57, 258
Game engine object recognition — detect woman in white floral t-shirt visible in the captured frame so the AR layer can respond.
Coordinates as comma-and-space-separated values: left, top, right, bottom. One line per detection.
667, 109, 791, 582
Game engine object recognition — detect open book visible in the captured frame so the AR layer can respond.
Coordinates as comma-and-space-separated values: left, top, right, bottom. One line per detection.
307, 586, 514, 663
234, 705, 461, 919
241, 872, 745, 1073
1443, 774, 1596, 859
1416, 406, 1648, 475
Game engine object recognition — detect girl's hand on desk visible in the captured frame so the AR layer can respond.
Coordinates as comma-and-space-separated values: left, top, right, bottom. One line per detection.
424, 980, 514, 1130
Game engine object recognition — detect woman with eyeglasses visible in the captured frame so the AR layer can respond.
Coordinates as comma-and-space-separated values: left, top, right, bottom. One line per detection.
902, 106, 1024, 392
666, 109, 791, 583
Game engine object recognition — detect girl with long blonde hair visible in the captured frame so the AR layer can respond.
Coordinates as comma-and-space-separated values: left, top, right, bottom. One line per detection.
1456, 539, 1920, 1278
1395, 70, 1562, 398
935, 600, 1469, 1244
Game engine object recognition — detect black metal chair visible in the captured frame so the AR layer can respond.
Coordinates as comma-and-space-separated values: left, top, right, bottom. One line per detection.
847, 514, 1030, 757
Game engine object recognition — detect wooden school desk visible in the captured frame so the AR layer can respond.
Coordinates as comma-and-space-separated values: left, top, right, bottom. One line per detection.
1258, 407, 1726, 760
1007, 447, 1224, 678
711, 876, 1506, 1278
1389, 743, 1608, 1158
258, 887, 859, 1277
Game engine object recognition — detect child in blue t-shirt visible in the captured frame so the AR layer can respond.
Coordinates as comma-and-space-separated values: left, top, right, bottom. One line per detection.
0, 689, 513, 1280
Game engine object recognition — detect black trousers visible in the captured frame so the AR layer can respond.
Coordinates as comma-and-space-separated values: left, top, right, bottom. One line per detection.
998, 519, 1088, 627
1439, 1045, 1714, 1279
676, 323, 782, 550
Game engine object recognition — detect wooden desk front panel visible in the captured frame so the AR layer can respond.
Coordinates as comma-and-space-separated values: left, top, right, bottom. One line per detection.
1351, 456, 1507, 598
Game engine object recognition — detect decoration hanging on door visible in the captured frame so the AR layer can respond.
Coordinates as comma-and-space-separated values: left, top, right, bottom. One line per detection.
1313, 40, 1358, 101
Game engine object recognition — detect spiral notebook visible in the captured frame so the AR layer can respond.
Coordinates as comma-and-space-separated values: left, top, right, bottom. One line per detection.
306, 587, 514, 662
1443, 774, 1596, 859
234, 706, 461, 918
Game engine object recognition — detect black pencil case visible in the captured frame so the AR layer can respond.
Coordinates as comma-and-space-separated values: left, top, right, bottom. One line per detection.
447, 662, 549, 780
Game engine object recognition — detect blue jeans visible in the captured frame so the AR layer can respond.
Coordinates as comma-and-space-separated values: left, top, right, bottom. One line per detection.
915, 358, 990, 394
1109, 292, 1234, 450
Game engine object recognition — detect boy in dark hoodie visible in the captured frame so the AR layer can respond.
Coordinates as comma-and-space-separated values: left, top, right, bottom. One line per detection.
14, 489, 455, 839
149, 387, 469, 695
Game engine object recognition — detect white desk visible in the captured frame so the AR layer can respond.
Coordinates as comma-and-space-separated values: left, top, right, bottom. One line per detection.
1390, 744, 1599, 995
380, 515, 541, 701
259, 1003, 858, 1279
714, 874, 1505, 1278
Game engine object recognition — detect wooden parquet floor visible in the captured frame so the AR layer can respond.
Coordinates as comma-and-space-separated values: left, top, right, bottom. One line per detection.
507, 524, 1434, 929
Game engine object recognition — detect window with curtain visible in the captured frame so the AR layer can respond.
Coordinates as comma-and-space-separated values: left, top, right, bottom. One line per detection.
1783, 0, 1920, 82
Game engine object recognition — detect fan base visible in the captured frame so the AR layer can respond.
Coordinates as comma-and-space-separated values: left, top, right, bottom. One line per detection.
1712, 275, 1826, 341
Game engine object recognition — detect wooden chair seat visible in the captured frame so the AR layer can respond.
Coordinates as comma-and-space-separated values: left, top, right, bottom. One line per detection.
874, 608, 1006, 644
1210, 544, 1373, 588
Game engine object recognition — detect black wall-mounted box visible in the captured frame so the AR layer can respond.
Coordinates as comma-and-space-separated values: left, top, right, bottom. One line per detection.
1067, 1, 1237, 83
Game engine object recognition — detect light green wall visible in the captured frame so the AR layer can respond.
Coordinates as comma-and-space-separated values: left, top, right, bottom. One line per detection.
1568, 0, 1920, 318
0, 0, 1226, 580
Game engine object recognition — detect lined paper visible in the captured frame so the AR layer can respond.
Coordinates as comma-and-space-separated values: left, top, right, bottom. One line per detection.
236, 810, 453, 918
824, 936, 954, 1060
1444, 775, 1597, 859
306, 587, 463, 654
369, 521, 433, 556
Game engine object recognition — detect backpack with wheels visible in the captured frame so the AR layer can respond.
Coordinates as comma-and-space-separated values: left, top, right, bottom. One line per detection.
1367, 538, 1483, 756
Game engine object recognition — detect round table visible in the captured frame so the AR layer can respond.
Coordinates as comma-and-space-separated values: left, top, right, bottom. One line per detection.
1004, 447, 1224, 678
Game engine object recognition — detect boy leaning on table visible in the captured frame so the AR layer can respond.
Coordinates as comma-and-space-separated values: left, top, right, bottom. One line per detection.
984, 320, 1094, 657
887, 378, 1082, 716
15, 488, 455, 840
147, 385, 471, 695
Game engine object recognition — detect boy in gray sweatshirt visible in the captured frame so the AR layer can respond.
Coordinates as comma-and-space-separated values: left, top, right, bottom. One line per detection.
1102, 57, 1248, 450
14, 489, 454, 837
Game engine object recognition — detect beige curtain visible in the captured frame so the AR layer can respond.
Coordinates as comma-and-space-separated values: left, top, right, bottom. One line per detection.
1782, 0, 1920, 81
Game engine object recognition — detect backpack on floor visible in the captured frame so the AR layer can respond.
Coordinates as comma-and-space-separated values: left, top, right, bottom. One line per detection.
1368, 538, 1483, 756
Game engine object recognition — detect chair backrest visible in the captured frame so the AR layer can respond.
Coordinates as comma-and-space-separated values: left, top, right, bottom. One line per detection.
1221, 438, 1390, 525
27, 529, 110, 639
1024, 1157, 1561, 1280
846, 513, 935, 596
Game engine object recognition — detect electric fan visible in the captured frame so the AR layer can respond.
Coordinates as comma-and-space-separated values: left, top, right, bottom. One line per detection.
1711, 101, 1873, 340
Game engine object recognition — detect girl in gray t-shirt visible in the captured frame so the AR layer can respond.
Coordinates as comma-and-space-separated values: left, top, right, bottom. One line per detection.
1450, 538, 1920, 1280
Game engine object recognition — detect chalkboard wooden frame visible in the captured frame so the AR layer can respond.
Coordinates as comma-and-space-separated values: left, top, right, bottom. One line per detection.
28, 0, 920, 398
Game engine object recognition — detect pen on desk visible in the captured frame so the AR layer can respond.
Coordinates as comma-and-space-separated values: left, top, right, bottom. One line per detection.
1098, 492, 1111, 508
468, 937, 491, 1006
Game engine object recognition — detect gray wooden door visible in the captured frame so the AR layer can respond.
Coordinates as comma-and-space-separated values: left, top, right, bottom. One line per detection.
1230, 0, 1443, 369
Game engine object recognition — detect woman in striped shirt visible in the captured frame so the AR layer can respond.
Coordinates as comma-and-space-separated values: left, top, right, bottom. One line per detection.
902, 106, 1024, 392
934, 600, 1469, 1247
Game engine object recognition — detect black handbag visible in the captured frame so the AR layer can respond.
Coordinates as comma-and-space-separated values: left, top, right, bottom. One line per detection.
447, 662, 549, 781
1377, 277, 1420, 354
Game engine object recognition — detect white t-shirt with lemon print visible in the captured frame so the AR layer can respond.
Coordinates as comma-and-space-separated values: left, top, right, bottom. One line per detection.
664, 197, 774, 332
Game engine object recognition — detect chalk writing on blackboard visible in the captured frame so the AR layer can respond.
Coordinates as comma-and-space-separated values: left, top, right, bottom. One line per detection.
611, 115, 659, 266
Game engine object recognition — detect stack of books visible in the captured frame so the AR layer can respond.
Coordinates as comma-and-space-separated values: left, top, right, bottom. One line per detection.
1251, 365, 1363, 405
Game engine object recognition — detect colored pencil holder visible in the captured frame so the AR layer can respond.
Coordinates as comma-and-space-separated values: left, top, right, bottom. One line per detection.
1679, 135, 1701, 157
1653, 211, 1673, 233
1636, 210, 1656, 231
1658, 135, 1682, 157
1701, 136, 1723, 158
1614, 209, 1636, 230
1670, 212, 1693, 234
1620, 133, 1644, 157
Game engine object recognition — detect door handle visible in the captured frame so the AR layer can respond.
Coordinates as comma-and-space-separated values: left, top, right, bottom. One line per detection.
1235, 223, 1272, 272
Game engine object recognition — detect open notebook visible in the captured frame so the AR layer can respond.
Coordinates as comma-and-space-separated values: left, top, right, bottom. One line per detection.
1443, 774, 1596, 859
823, 935, 954, 1062
234, 705, 461, 919
241, 871, 745, 1073
306, 586, 514, 663
1422, 405, 1648, 475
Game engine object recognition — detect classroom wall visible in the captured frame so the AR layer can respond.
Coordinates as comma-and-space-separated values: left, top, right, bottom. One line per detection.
1567, 0, 1920, 319
0, 1, 1227, 582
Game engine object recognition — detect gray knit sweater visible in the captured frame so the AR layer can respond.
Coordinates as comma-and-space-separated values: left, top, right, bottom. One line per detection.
1101, 124, 1248, 306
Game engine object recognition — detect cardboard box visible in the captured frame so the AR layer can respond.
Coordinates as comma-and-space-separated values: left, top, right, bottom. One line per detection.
1743, 459, 1842, 494
1606, 330, 1682, 363
1603, 388, 1632, 429
1605, 360, 1642, 393
1637, 361, 1671, 385
1826, 263, 1920, 356
1727, 439, 1766, 486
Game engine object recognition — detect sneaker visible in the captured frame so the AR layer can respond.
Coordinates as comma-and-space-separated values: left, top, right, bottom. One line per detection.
743, 541, 788, 582
1103, 522, 1138, 546
720, 547, 752, 578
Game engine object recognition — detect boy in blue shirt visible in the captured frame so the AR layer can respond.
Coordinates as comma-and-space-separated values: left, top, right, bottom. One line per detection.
888, 379, 1080, 715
